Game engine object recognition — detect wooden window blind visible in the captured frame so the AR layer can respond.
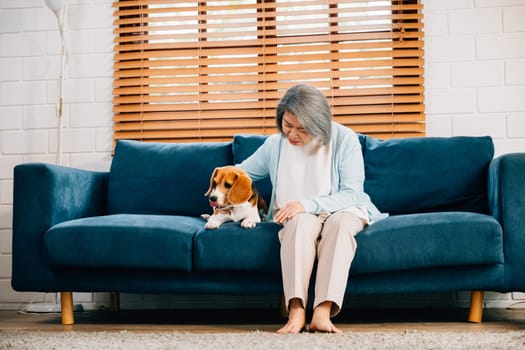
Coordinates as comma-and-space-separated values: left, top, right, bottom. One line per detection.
113, 0, 424, 143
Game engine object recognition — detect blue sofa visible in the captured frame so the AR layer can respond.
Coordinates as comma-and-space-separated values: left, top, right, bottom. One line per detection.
12, 134, 525, 325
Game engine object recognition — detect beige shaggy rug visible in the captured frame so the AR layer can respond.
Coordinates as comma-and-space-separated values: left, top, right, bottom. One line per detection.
1, 330, 525, 350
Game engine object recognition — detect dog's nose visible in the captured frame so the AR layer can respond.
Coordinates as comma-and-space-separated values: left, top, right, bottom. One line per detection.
209, 195, 217, 202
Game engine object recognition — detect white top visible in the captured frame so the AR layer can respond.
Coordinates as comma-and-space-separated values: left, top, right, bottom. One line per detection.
275, 139, 332, 213
275, 138, 369, 224
239, 122, 386, 223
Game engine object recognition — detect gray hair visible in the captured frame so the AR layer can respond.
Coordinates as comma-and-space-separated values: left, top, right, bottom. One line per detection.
275, 84, 332, 145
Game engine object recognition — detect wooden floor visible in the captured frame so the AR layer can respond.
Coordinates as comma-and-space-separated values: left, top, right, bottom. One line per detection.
1, 308, 525, 333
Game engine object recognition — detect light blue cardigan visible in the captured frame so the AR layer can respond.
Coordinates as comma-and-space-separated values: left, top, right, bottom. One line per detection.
238, 122, 385, 222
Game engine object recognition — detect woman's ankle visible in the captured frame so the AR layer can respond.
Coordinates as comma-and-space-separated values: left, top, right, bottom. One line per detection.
313, 301, 332, 317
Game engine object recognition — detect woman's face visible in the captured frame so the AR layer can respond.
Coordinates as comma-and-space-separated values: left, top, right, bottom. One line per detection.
282, 111, 313, 146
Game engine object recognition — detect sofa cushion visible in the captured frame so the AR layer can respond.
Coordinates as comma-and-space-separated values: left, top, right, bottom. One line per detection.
194, 221, 282, 273
360, 135, 494, 215
195, 212, 503, 275
232, 134, 272, 204
107, 140, 233, 217
44, 214, 203, 272
352, 212, 503, 275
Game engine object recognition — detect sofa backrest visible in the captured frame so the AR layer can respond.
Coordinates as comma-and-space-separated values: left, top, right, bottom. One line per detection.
359, 134, 494, 215
232, 134, 273, 204
107, 140, 233, 216
107, 134, 494, 217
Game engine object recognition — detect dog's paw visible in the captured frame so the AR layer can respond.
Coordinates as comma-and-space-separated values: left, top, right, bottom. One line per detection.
205, 220, 220, 230
201, 214, 211, 221
240, 218, 258, 229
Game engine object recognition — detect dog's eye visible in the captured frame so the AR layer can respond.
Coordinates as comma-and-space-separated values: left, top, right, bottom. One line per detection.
224, 182, 232, 189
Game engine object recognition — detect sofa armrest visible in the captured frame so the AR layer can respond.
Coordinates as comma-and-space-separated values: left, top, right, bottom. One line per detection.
488, 153, 525, 290
12, 163, 108, 291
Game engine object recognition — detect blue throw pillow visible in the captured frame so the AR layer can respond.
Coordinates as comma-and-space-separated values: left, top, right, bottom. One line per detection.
232, 134, 272, 204
107, 140, 233, 216
362, 136, 494, 215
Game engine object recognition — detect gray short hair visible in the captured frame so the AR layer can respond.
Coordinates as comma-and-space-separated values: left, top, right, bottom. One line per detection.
276, 84, 332, 145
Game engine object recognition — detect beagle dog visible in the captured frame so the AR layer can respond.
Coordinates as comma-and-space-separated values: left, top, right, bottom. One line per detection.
202, 166, 267, 229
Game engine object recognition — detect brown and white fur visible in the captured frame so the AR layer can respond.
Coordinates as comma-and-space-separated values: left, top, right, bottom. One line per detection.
202, 166, 267, 229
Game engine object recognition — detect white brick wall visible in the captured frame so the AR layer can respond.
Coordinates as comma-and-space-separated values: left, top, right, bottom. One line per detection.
0, 0, 114, 310
424, 0, 525, 156
0, 0, 524, 311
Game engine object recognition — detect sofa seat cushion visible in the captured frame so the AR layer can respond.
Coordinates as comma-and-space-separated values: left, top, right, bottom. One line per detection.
352, 212, 504, 275
194, 222, 282, 273
44, 214, 204, 272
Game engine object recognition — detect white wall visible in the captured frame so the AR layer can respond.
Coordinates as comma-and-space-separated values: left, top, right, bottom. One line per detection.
0, 0, 524, 310
0, 0, 114, 309
424, 0, 525, 155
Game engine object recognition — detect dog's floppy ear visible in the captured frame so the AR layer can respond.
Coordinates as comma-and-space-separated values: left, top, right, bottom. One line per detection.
228, 172, 253, 204
205, 167, 219, 196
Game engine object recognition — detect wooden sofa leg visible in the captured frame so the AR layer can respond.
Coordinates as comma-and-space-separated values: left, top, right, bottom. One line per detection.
60, 292, 75, 325
468, 290, 484, 323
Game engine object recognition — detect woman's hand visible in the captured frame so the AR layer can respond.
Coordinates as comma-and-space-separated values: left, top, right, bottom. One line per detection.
274, 201, 305, 224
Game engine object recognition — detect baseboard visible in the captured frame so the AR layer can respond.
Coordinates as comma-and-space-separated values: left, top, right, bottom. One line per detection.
24, 303, 84, 313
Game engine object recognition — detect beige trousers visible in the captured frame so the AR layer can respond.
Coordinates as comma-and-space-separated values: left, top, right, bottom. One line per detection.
278, 211, 365, 317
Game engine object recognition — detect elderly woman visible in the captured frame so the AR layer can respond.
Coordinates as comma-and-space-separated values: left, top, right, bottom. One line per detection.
239, 84, 384, 333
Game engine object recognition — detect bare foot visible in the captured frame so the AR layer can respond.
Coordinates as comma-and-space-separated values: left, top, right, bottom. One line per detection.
276, 298, 306, 334
309, 301, 342, 333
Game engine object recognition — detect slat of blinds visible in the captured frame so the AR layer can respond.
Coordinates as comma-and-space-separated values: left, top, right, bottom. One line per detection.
113, 2, 422, 20
113, 8, 423, 25
114, 109, 274, 121
114, 34, 424, 52
113, 14, 421, 28
113, 20, 423, 38
114, 112, 424, 124
113, 74, 423, 94
113, 101, 423, 118
112, 10, 422, 31
114, 85, 423, 97
112, 0, 421, 9
114, 47, 423, 62
113, 92, 422, 108
114, 76, 423, 89
115, 119, 277, 130
114, 63, 424, 79
114, 24, 423, 44
114, 55, 423, 70
113, 92, 424, 106
115, 46, 424, 61
114, 65, 421, 84
114, 25, 423, 43
113, 74, 423, 91
114, 93, 423, 106
114, 103, 424, 114
114, 128, 278, 140
114, 21, 423, 37
113, 0, 425, 143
